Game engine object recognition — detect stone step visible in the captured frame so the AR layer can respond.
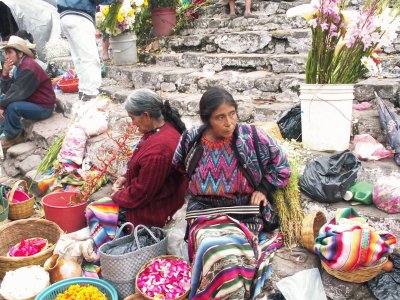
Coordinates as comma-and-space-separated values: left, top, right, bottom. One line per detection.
180, 14, 308, 36
160, 29, 310, 54
201, 0, 308, 18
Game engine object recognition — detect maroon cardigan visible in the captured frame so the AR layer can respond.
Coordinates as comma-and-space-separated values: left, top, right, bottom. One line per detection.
112, 122, 187, 227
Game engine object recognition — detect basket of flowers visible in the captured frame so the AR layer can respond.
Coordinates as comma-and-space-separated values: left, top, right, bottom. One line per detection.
135, 255, 191, 300
35, 277, 118, 300
0, 219, 63, 279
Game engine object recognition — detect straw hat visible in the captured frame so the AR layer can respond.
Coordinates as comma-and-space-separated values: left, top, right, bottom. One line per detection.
1, 35, 34, 58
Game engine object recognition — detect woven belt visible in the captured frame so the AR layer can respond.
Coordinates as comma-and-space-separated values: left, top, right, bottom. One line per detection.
185, 205, 260, 220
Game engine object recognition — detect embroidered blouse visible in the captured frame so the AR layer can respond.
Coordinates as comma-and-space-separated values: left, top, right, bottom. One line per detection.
188, 135, 254, 199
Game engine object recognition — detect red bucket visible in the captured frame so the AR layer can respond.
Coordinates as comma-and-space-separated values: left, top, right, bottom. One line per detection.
41, 192, 87, 233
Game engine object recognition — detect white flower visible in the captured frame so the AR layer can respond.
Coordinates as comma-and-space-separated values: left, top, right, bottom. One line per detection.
341, 10, 359, 26
133, 0, 144, 6
361, 56, 379, 76
286, 4, 316, 21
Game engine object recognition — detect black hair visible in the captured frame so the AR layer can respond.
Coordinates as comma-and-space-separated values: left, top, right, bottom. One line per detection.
15, 30, 34, 44
199, 86, 238, 124
125, 89, 186, 134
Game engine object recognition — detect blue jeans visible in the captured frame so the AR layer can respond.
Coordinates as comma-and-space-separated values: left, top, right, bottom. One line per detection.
0, 100, 53, 138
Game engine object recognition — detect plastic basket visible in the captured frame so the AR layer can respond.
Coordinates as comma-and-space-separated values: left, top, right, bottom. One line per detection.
35, 277, 118, 300
58, 78, 79, 93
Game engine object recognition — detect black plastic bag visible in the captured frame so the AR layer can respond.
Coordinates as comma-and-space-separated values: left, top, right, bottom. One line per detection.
277, 104, 302, 141
299, 151, 361, 203
367, 254, 400, 300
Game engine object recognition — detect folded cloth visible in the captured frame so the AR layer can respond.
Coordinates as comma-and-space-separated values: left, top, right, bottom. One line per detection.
86, 197, 119, 248
314, 208, 396, 271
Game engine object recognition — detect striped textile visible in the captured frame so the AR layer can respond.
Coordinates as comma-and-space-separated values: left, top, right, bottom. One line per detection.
86, 197, 119, 248
314, 208, 397, 271
188, 215, 283, 299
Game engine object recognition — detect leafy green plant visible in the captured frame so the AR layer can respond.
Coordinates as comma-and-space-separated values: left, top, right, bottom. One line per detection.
149, 0, 179, 9
134, 6, 153, 45
174, 0, 208, 33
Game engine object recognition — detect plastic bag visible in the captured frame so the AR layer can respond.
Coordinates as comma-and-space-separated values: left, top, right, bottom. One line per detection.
276, 268, 327, 300
277, 104, 302, 141
352, 134, 393, 161
367, 254, 400, 300
166, 220, 189, 262
299, 151, 361, 203
373, 176, 400, 213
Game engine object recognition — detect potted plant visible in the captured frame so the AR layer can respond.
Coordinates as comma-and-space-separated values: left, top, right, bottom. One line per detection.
96, 0, 148, 65
287, 0, 400, 151
149, 0, 179, 37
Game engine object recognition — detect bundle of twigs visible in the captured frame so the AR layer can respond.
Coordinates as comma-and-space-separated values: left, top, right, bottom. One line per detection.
273, 151, 304, 248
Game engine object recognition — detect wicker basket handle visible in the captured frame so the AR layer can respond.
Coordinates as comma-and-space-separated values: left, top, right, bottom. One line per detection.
133, 224, 161, 250
114, 222, 135, 240
7, 180, 29, 204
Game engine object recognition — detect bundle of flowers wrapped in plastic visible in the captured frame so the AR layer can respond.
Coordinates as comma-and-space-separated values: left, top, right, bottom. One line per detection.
287, 0, 400, 84
136, 256, 191, 299
97, 0, 148, 36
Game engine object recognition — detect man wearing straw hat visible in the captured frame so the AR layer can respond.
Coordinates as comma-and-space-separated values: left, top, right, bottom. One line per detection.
0, 36, 55, 150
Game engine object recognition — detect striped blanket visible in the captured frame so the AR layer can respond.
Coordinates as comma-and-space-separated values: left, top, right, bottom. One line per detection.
188, 215, 283, 299
86, 197, 119, 248
314, 208, 397, 271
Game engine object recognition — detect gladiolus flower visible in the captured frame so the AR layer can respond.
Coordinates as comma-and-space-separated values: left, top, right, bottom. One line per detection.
117, 13, 124, 23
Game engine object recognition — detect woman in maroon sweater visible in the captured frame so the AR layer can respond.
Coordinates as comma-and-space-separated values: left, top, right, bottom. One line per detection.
111, 89, 187, 227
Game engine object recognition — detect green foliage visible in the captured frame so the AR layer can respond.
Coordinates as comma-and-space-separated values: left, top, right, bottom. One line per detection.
149, 0, 179, 9
174, 0, 209, 33
134, 6, 153, 45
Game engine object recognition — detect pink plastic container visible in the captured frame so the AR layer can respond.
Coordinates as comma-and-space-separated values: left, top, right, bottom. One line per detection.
7, 190, 30, 204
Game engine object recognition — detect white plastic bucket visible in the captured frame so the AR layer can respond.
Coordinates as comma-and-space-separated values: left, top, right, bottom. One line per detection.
109, 33, 137, 66
300, 84, 354, 151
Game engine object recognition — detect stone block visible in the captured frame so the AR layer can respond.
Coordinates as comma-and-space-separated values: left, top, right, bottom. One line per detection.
6, 142, 35, 159
18, 154, 42, 176
214, 32, 272, 53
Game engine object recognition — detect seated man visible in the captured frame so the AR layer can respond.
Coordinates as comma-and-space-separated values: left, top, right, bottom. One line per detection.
0, 36, 55, 150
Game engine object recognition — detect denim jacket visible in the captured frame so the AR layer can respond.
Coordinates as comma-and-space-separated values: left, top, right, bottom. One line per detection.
57, 0, 117, 21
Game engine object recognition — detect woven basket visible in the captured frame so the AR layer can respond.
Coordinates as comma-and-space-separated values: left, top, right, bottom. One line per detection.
135, 255, 190, 300
8, 180, 35, 220
321, 257, 388, 283
0, 218, 63, 279
301, 211, 327, 252
58, 78, 79, 93
99, 223, 167, 299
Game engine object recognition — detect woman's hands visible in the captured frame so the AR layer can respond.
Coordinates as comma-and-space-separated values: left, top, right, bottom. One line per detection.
112, 176, 127, 195
250, 191, 267, 207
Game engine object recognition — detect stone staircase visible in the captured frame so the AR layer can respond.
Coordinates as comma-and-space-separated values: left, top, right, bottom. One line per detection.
1, 1, 400, 299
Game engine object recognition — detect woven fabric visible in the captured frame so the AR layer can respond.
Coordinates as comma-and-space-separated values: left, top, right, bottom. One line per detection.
314, 208, 397, 271
86, 197, 119, 248
188, 137, 254, 198
188, 215, 283, 299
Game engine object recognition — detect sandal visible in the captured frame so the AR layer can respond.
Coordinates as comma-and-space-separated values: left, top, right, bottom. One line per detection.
244, 13, 259, 19
229, 14, 238, 20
